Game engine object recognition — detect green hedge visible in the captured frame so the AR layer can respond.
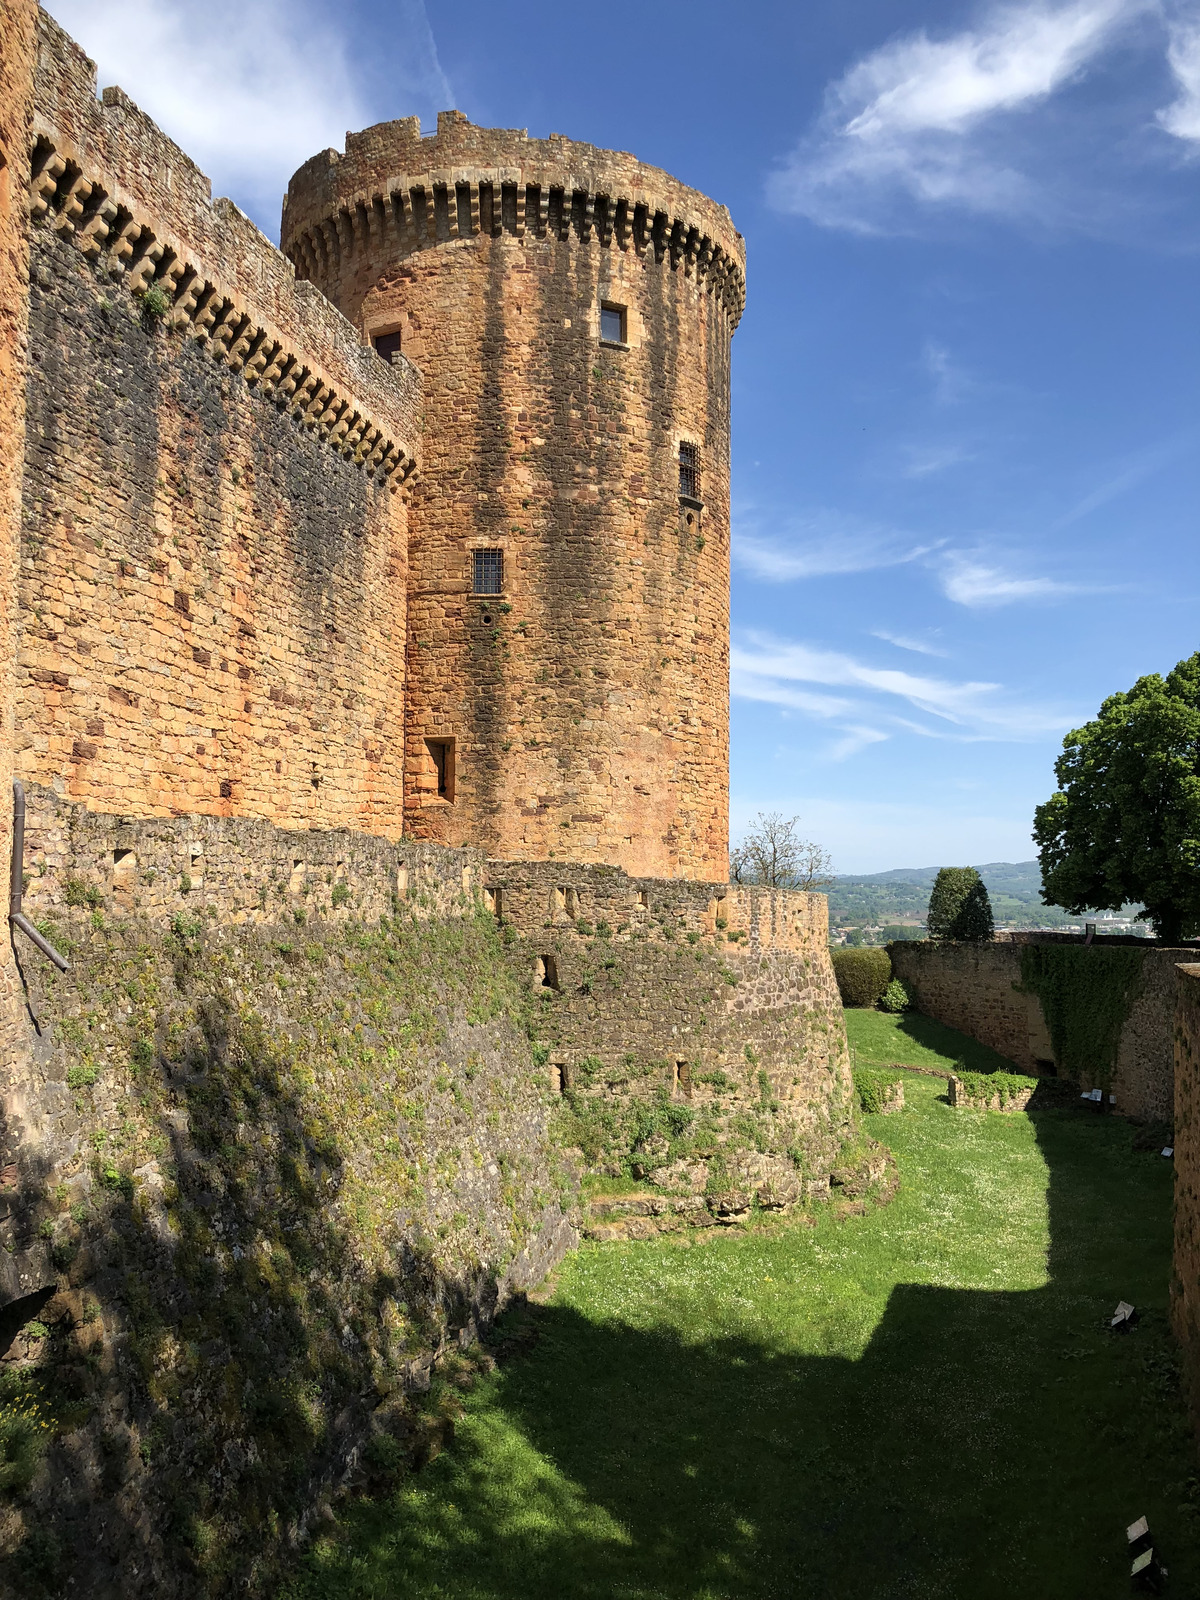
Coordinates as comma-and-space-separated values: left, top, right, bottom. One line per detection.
853, 1066, 904, 1114
832, 947, 892, 1008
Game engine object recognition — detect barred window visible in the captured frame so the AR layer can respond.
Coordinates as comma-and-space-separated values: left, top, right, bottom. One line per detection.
473, 548, 504, 595
679, 440, 700, 502
373, 330, 402, 365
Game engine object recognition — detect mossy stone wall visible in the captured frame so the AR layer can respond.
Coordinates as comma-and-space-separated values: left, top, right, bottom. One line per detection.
0, 813, 572, 1596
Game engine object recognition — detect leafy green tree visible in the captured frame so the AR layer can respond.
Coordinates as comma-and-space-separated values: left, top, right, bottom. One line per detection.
926, 867, 994, 942
1033, 653, 1200, 944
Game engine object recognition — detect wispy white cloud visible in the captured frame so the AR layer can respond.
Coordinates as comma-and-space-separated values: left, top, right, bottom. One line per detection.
1052, 425, 1200, 526
900, 440, 975, 477
872, 629, 950, 657
938, 552, 1089, 605
1159, 12, 1200, 140
826, 725, 892, 761
46, 0, 452, 233
767, 0, 1148, 233
923, 341, 980, 405
733, 631, 1074, 738
733, 508, 941, 581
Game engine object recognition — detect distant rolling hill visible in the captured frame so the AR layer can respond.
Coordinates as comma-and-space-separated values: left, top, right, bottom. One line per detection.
827, 861, 1133, 933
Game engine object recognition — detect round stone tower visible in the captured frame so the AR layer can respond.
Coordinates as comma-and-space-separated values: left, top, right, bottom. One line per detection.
282, 112, 744, 880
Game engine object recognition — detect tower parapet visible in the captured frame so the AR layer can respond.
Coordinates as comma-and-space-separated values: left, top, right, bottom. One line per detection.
283, 114, 744, 880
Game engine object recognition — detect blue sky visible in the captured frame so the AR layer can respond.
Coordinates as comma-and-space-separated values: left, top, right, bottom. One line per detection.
50, 0, 1200, 871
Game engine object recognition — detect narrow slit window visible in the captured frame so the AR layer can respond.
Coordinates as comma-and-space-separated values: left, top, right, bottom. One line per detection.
426, 738, 454, 800
600, 302, 626, 344
473, 548, 504, 595
679, 441, 700, 502
373, 330, 402, 365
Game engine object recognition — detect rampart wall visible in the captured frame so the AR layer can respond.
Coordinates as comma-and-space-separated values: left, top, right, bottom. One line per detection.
18, 12, 420, 835
0, 0, 39, 1073
1, 792, 573, 1595
889, 938, 1183, 1123
1172, 965, 1200, 1442
486, 860, 850, 1203
1, 790, 856, 1589
283, 115, 743, 881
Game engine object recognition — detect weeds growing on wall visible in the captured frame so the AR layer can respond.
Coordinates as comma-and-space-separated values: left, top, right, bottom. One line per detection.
851, 1067, 904, 1114
550, 1085, 785, 1181
952, 1069, 1038, 1108
1018, 944, 1147, 1086
2, 905, 569, 1597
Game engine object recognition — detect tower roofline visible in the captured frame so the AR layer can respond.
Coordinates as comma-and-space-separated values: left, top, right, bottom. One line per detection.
283, 113, 745, 330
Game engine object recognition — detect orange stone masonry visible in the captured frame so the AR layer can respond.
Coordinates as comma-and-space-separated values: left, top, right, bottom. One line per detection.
17, 14, 420, 835
0, 0, 39, 1059
282, 113, 744, 879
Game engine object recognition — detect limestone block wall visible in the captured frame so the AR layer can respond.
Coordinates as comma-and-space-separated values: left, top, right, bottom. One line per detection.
282, 114, 743, 880
17, 11, 419, 836
1172, 964, 1200, 1440
889, 938, 1183, 1123
14, 781, 484, 930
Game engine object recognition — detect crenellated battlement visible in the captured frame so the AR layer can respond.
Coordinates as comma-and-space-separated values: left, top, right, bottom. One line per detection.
282, 111, 746, 329
29, 11, 420, 486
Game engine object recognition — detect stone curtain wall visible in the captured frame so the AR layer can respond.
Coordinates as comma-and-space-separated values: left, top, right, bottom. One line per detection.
15, 782, 485, 928
0, 1, 39, 1069
18, 12, 420, 836
1172, 965, 1200, 1442
888, 942, 1052, 1074
889, 939, 1181, 1122
2, 860, 574, 1595
282, 114, 744, 881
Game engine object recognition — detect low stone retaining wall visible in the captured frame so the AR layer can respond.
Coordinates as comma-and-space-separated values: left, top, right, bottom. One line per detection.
947, 1074, 1035, 1112
889, 939, 1192, 1123
582, 1141, 897, 1241
1171, 964, 1200, 1443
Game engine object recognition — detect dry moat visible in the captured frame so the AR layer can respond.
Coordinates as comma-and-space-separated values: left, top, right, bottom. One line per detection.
284, 1012, 1199, 1600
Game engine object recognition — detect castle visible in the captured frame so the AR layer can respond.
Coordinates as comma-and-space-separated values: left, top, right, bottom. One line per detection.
0, 9, 858, 1592
8, 16, 744, 883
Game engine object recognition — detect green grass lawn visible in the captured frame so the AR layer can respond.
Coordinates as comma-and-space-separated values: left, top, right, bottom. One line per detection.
845, 1006, 1022, 1075
287, 1013, 1199, 1600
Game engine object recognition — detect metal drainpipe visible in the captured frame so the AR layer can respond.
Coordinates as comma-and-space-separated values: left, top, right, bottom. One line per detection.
9, 781, 69, 971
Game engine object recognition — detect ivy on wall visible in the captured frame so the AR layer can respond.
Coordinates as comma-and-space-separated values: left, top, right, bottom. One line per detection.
1018, 945, 1147, 1085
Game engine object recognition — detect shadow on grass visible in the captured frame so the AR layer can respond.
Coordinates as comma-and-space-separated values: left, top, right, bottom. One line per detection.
893, 1009, 1021, 1073
295, 1102, 1198, 1600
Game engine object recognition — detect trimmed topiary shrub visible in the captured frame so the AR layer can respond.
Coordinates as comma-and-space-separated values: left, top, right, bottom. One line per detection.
879, 977, 913, 1013
831, 947, 891, 1008
927, 867, 994, 942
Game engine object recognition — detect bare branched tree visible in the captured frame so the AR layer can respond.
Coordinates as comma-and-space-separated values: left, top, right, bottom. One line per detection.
729, 812, 835, 892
